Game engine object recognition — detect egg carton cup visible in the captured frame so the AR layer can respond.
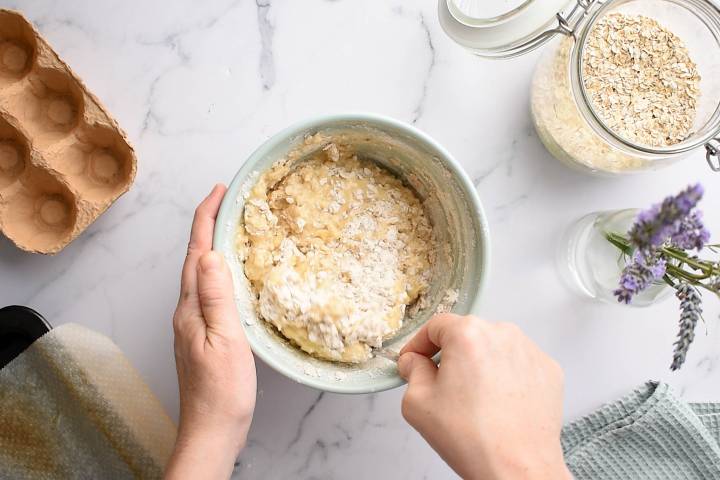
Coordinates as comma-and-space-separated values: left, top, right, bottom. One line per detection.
0, 10, 136, 254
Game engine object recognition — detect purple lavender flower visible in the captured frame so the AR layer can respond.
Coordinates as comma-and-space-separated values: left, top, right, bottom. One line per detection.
614, 252, 667, 304
629, 184, 704, 252
670, 283, 702, 371
607, 184, 715, 371
670, 211, 711, 251
615, 183, 710, 306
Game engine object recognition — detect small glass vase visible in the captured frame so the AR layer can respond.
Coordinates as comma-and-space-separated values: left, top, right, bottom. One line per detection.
557, 209, 672, 307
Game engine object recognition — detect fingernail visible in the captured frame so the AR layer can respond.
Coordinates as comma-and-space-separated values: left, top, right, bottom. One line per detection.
199, 251, 223, 272
397, 353, 412, 380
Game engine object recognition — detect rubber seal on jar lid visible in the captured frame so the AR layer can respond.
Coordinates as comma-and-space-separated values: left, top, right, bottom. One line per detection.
0, 305, 52, 370
439, 0, 573, 57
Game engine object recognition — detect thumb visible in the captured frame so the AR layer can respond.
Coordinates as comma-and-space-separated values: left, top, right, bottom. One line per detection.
398, 352, 437, 387
197, 251, 240, 334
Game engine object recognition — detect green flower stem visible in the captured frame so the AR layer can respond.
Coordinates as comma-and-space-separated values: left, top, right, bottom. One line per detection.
663, 246, 717, 276
605, 232, 633, 255
605, 232, 719, 289
666, 264, 707, 283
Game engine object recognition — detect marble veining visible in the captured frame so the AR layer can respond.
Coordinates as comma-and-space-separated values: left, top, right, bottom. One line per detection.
255, 0, 276, 91
0, 1, 718, 479
412, 12, 436, 124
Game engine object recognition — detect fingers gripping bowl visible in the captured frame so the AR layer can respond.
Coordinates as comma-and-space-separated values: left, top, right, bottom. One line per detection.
213, 114, 490, 393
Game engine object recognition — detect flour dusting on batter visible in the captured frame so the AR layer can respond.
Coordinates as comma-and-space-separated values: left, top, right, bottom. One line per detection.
237, 135, 436, 363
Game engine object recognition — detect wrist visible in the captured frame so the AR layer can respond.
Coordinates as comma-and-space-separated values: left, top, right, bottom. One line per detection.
165, 427, 246, 479
177, 404, 252, 450
483, 448, 570, 480
177, 420, 248, 455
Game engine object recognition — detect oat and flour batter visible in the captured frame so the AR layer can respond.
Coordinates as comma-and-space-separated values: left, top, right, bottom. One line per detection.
237, 135, 436, 363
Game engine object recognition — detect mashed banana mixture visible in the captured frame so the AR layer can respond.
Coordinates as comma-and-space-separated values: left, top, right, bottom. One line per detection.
237, 136, 436, 363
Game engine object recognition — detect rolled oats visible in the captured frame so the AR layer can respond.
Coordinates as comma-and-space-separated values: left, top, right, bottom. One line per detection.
583, 13, 700, 147
531, 12, 701, 173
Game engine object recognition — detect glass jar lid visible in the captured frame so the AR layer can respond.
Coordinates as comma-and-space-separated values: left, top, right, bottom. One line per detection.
439, 0, 595, 58
446, 0, 535, 26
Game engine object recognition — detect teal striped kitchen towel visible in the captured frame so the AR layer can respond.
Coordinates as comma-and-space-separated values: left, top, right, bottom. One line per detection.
562, 382, 720, 479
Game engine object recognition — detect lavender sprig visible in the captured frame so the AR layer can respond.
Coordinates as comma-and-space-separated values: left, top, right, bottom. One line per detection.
605, 183, 719, 371
671, 211, 711, 251
614, 183, 707, 306
670, 283, 703, 371
614, 252, 666, 304
629, 184, 704, 253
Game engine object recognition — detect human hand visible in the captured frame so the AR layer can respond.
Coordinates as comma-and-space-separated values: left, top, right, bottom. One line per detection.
165, 184, 257, 480
398, 314, 571, 480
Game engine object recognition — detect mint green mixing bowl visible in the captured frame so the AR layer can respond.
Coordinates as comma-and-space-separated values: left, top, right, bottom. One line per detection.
213, 113, 490, 394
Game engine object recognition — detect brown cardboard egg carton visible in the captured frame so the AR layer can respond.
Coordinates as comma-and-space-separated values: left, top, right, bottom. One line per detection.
0, 10, 136, 254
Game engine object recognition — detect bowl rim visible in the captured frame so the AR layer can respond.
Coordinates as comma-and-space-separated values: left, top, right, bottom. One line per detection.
213, 112, 491, 394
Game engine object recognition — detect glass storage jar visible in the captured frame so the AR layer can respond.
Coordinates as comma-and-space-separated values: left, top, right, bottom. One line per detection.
439, 0, 720, 175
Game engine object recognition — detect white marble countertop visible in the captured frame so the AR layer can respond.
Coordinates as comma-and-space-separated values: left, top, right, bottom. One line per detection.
1, 1, 719, 478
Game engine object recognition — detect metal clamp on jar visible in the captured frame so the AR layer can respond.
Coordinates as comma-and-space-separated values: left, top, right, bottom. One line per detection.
439, 0, 720, 175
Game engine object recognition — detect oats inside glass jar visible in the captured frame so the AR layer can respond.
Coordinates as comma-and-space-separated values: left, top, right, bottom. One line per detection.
531, 10, 705, 174
237, 135, 437, 363
582, 13, 701, 148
